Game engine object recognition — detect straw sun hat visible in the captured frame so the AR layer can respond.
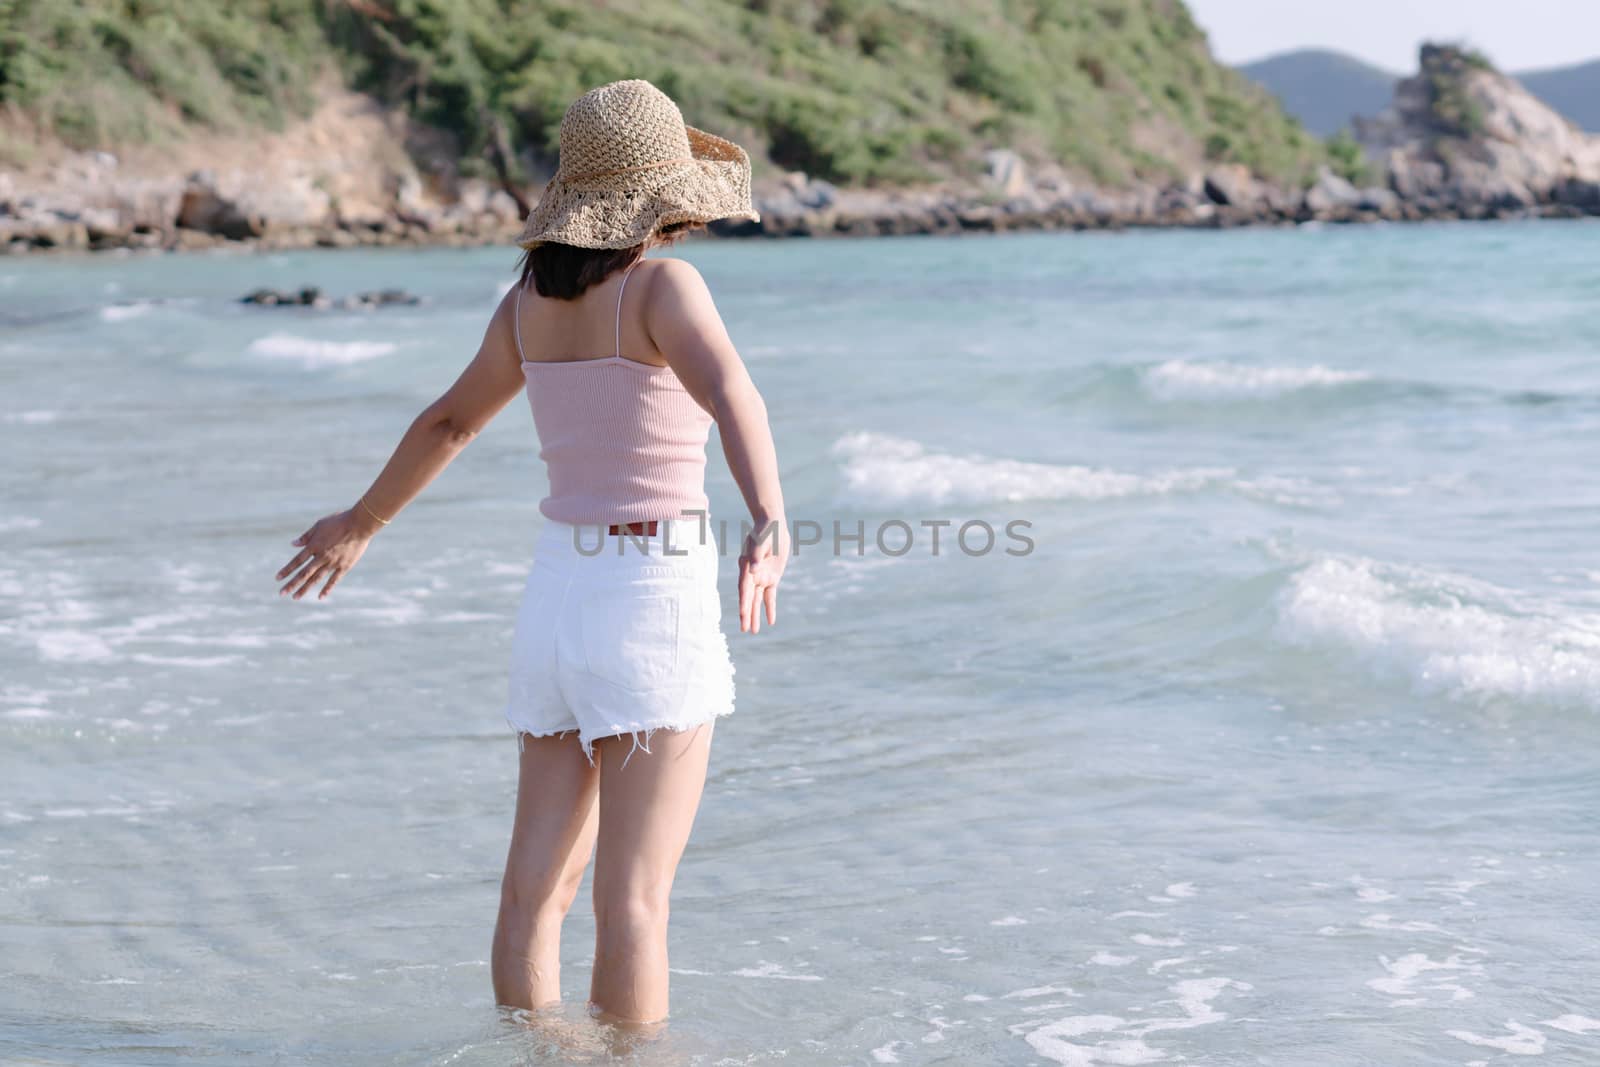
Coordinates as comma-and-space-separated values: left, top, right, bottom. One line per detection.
516, 79, 760, 250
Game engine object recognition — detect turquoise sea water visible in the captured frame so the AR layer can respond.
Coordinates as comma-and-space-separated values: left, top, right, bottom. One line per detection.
3, 222, 1599, 1065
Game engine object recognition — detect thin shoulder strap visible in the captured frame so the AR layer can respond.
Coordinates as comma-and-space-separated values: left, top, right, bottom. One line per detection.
615, 260, 640, 359
513, 280, 528, 364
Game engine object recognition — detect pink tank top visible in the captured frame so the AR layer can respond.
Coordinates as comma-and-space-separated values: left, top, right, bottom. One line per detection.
515, 262, 714, 526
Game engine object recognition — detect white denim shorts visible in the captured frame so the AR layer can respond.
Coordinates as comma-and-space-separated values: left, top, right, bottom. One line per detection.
503, 516, 735, 766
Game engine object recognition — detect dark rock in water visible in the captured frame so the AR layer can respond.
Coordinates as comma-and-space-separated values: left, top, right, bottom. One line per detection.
344, 288, 421, 309
241, 285, 420, 310
240, 286, 326, 308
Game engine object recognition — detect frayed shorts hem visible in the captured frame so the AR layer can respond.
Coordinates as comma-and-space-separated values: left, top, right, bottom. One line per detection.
506, 704, 733, 769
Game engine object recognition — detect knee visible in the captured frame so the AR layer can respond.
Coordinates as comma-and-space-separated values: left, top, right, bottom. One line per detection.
500, 863, 584, 926
593, 883, 671, 946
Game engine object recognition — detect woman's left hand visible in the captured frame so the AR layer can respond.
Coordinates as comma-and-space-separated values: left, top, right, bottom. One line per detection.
276, 509, 375, 601
737, 519, 787, 634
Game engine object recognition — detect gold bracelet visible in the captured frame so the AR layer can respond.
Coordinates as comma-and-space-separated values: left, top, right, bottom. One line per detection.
358, 495, 392, 526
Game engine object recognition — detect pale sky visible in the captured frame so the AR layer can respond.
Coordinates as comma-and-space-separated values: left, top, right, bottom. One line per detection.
1186, 0, 1600, 73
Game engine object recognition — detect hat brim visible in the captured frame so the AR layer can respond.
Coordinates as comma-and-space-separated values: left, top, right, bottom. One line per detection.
516, 125, 760, 250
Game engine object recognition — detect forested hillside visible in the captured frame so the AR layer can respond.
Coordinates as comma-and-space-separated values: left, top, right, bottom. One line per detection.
1, 0, 1325, 186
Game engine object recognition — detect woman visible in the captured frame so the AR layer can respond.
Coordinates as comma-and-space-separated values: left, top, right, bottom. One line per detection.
274, 79, 787, 1027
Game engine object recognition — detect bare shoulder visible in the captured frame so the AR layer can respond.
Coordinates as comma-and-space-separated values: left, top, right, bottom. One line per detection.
641, 256, 717, 322
480, 282, 523, 360
640, 255, 708, 296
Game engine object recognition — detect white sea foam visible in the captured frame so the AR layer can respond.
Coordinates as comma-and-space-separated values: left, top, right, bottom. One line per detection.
248, 333, 397, 367
36, 629, 116, 663
727, 960, 823, 981
1366, 952, 1482, 1003
1131, 934, 1184, 947
1277, 554, 1600, 705
2, 707, 54, 720
1143, 359, 1371, 400
1447, 1021, 1546, 1055
100, 302, 153, 322
871, 1040, 910, 1063
1359, 913, 1445, 933
1022, 977, 1249, 1065
1004, 984, 1077, 999
833, 432, 1230, 507
1541, 1015, 1600, 1035
4, 410, 57, 425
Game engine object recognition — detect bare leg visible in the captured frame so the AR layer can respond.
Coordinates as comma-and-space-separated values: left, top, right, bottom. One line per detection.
492, 731, 601, 1009
589, 721, 715, 1026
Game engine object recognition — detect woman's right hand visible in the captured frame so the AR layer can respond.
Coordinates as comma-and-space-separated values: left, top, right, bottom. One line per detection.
737, 519, 787, 634
276, 507, 378, 601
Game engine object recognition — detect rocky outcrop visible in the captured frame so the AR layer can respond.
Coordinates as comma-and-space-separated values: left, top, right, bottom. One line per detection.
1355, 44, 1600, 216
0, 90, 527, 255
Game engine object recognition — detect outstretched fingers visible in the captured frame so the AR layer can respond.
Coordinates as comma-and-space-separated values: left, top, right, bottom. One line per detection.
737, 560, 756, 633
289, 559, 333, 600
277, 547, 314, 583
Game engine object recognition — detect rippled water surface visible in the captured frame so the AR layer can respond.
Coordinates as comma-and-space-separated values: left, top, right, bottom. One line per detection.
3, 222, 1599, 1065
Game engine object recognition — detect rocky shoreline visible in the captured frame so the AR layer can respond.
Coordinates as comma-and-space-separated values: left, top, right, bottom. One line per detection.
4, 47, 1597, 256
712, 160, 1598, 243
5, 161, 1595, 258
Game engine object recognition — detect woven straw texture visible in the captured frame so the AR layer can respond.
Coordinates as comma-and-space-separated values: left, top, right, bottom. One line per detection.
517, 80, 760, 250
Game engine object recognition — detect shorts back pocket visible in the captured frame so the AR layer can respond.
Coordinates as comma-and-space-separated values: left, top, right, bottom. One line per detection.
578, 590, 685, 693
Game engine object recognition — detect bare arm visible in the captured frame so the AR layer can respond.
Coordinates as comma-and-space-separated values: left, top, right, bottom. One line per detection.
276, 290, 527, 600
644, 257, 787, 633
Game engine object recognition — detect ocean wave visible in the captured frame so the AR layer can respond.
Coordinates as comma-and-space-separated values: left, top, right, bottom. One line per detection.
99, 302, 154, 322
4, 410, 57, 425
1277, 554, 1600, 706
833, 432, 1327, 508
834, 432, 1227, 505
1142, 359, 1372, 401
247, 333, 397, 368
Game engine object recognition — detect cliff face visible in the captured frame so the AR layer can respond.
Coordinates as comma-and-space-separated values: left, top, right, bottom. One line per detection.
1355, 45, 1600, 211
0, 89, 521, 252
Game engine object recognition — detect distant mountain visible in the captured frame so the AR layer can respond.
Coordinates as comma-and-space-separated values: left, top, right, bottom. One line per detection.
1518, 60, 1600, 132
1236, 49, 1399, 137
1240, 49, 1600, 135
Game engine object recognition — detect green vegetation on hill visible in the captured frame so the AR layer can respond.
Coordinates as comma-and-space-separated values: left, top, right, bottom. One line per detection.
1419, 44, 1491, 138
0, 0, 331, 147
1, 0, 1326, 187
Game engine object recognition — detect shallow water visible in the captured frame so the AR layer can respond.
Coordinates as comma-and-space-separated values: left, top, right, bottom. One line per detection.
3, 221, 1599, 1065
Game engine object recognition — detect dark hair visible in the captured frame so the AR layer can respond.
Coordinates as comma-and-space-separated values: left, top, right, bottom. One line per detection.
516, 220, 706, 300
